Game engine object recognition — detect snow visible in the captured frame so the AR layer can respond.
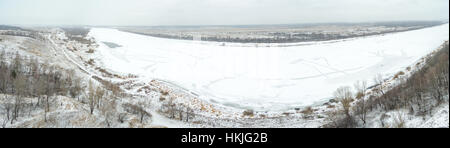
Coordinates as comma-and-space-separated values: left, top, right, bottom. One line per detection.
88, 24, 449, 111
364, 100, 449, 128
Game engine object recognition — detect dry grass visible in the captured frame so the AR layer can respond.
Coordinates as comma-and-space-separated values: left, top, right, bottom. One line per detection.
300, 106, 314, 115
243, 109, 254, 117
86, 49, 95, 53
87, 59, 95, 65
327, 105, 336, 108
355, 92, 365, 99
393, 71, 405, 79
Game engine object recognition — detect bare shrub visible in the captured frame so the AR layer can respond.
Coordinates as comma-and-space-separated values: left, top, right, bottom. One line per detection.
118, 113, 126, 123
353, 98, 368, 125
86, 49, 95, 53
324, 109, 356, 128
373, 74, 385, 96
354, 80, 367, 100
334, 86, 353, 118
379, 113, 390, 128
122, 103, 151, 123
87, 59, 95, 65
100, 99, 116, 127
393, 71, 405, 79
243, 109, 254, 117
88, 81, 96, 114
301, 106, 314, 119
392, 113, 406, 128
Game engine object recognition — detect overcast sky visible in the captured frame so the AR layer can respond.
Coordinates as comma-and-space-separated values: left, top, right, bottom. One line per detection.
0, 0, 448, 26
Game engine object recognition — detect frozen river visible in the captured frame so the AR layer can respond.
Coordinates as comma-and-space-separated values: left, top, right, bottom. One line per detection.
88, 24, 449, 111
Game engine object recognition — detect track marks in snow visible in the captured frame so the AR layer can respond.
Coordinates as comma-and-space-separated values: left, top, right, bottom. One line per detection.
290, 66, 363, 80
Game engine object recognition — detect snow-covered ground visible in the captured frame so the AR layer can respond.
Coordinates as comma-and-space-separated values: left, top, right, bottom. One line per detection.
88, 23, 449, 111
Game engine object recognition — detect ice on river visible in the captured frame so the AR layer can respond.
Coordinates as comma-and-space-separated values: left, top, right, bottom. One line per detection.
88, 24, 449, 111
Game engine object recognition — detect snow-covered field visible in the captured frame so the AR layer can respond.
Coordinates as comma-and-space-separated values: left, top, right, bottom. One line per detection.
88, 23, 449, 111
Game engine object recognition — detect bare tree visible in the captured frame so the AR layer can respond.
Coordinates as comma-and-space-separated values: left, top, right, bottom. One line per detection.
95, 86, 104, 109
69, 77, 82, 101
88, 80, 96, 114
108, 80, 121, 98
100, 98, 116, 127
2, 95, 12, 122
425, 67, 444, 104
168, 97, 176, 119
333, 86, 353, 118
11, 52, 22, 78
0, 49, 4, 62
0, 50, 6, 93
117, 113, 126, 123
353, 80, 368, 125
0, 61, 9, 94
185, 107, 194, 122
136, 102, 151, 123
354, 80, 367, 99
30, 57, 40, 80
4, 104, 12, 122
35, 78, 46, 107
122, 103, 151, 124
353, 98, 367, 125
11, 74, 26, 124
330, 86, 357, 127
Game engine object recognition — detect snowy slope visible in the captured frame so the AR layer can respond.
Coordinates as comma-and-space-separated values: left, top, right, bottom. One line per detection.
88, 23, 449, 111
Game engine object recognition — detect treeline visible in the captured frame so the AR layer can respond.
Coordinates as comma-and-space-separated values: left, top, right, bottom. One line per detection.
61, 27, 94, 45
326, 42, 449, 128
0, 25, 23, 31
125, 31, 390, 44
122, 21, 444, 44
0, 30, 47, 41
370, 43, 449, 115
